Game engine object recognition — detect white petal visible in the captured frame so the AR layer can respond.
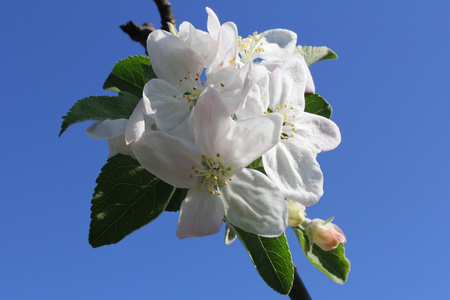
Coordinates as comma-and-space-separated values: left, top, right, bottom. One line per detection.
259, 29, 297, 61
297, 55, 315, 94
107, 136, 133, 158
206, 22, 238, 70
193, 86, 283, 167
293, 112, 341, 152
145, 79, 192, 132
125, 98, 156, 145
262, 141, 324, 206
192, 86, 233, 157
170, 108, 195, 143
219, 113, 283, 167
206, 66, 245, 113
269, 56, 307, 110
221, 168, 288, 237
131, 130, 202, 188
86, 119, 128, 140
176, 188, 225, 239
147, 30, 205, 85
235, 63, 270, 118
178, 22, 215, 61
206, 7, 220, 39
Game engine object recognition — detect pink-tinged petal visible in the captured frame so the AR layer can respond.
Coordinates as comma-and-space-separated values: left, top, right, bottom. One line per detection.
263, 141, 324, 206
131, 130, 202, 188
293, 112, 341, 153
176, 188, 225, 239
147, 30, 204, 85
269, 56, 307, 110
221, 168, 288, 237
86, 119, 128, 140
125, 98, 156, 145
206, 7, 220, 39
258, 29, 297, 61
178, 22, 215, 61
145, 78, 192, 132
297, 55, 315, 94
235, 63, 270, 118
192, 86, 234, 157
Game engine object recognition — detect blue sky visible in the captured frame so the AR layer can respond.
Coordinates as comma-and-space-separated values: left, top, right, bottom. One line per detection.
1, 0, 449, 299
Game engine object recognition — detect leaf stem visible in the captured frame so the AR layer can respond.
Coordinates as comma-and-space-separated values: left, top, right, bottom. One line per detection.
288, 266, 311, 300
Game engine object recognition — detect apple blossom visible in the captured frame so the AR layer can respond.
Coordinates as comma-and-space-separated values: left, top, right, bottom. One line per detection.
236, 56, 341, 206
304, 217, 347, 251
126, 86, 288, 238
145, 29, 246, 134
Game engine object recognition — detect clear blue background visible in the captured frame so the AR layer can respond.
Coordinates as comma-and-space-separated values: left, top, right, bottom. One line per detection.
1, 1, 449, 299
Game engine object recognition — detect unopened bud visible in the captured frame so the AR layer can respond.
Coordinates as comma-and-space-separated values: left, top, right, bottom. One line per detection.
286, 200, 306, 226
306, 217, 346, 251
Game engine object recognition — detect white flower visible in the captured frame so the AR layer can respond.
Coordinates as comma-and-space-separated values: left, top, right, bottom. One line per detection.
127, 86, 288, 238
145, 29, 245, 134
86, 119, 133, 158
236, 56, 341, 206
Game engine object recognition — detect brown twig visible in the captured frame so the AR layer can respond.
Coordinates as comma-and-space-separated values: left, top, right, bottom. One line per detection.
120, 0, 176, 51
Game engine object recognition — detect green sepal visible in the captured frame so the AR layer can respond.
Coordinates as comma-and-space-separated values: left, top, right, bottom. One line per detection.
167, 22, 179, 36
89, 154, 176, 248
103, 55, 155, 98
224, 223, 237, 245
247, 157, 266, 174
229, 223, 294, 295
304, 93, 332, 119
164, 188, 188, 212
294, 46, 338, 66
292, 226, 350, 284
59, 93, 140, 136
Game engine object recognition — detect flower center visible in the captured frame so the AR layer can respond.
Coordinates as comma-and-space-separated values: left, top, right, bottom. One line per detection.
266, 104, 297, 140
173, 70, 226, 107
173, 70, 207, 105
189, 153, 234, 196
238, 32, 265, 63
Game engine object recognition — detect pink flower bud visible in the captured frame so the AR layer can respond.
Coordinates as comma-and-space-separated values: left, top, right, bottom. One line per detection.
286, 200, 306, 226
306, 217, 346, 251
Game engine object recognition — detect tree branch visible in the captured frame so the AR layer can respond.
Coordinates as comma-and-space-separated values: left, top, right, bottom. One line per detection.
289, 266, 312, 300
120, 0, 176, 51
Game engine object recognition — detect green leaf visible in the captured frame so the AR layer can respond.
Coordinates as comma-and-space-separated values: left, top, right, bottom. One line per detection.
304, 93, 332, 119
103, 55, 153, 98
224, 223, 237, 245
141, 63, 157, 83
229, 224, 294, 295
89, 154, 176, 248
293, 46, 338, 66
292, 226, 350, 284
59, 93, 140, 136
164, 188, 188, 212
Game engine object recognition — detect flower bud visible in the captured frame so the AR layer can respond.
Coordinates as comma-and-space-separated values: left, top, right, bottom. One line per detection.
306, 217, 346, 251
286, 200, 306, 226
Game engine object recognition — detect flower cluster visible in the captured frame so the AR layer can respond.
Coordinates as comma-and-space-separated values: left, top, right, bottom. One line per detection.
87, 8, 342, 240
